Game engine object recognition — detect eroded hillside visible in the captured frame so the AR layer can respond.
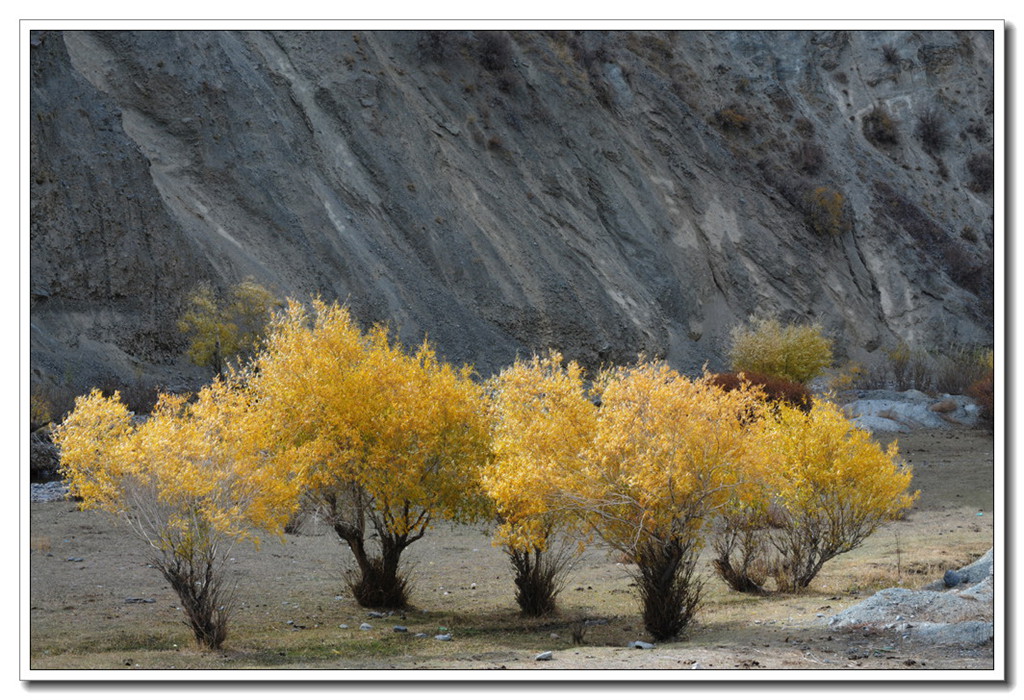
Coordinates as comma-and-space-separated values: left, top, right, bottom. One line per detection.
29, 28, 996, 402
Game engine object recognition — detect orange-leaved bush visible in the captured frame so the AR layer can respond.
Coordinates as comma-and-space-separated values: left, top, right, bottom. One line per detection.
712, 400, 918, 594
728, 316, 833, 384
250, 299, 493, 609
483, 351, 598, 616
51, 379, 303, 649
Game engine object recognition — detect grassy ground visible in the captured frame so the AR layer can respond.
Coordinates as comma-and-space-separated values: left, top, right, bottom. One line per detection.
27, 427, 995, 672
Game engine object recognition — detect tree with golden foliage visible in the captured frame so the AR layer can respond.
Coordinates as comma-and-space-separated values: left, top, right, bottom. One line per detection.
250, 300, 493, 609
51, 379, 303, 649
178, 278, 280, 377
712, 400, 918, 594
560, 361, 768, 641
483, 352, 597, 616
728, 316, 833, 385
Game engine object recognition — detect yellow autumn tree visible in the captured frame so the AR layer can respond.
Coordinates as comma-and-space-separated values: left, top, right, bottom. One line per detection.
51, 379, 304, 649
483, 352, 598, 615
559, 361, 768, 641
250, 299, 493, 609
178, 278, 280, 377
712, 400, 918, 594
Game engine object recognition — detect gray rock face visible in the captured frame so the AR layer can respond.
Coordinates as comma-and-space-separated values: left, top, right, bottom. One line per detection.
30, 432, 61, 483
30, 29, 995, 395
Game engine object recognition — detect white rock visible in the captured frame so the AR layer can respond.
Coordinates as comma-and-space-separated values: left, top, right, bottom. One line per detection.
359, 623, 373, 631
535, 651, 553, 661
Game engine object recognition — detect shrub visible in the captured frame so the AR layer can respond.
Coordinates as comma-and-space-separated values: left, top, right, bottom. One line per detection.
933, 344, 993, 396
51, 381, 302, 649
862, 104, 899, 146
713, 106, 751, 132
915, 105, 948, 153
728, 317, 833, 384
968, 369, 994, 426
507, 540, 578, 617
483, 352, 596, 616
476, 31, 514, 72
178, 278, 280, 377
708, 371, 812, 412
30, 393, 54, 430
793, 140, 825, 175
967, 152, 994, 193
562, 363, 768, 640
250, 300, 493, 609
805, 185, 851, 237
713, 401, 918, 593
881, 43, 901, 67
886, 341, 934, 392
418, 30, 450, 63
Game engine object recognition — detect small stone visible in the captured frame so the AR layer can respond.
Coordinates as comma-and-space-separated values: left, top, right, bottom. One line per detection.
627, 641, 655, 650
470, 583, 477, 589
435, 634, 452, 641
535, 651, 553, 661
943, 570, 963, 588
66, 557, 84, 562
124, 597, 155, 604
393, 626, 408, 633
339, 624, 349, 629
550, 632, 560, 639
368, 611, 387, 618
414, 633, 428, 638
359, 623, 373, 631
692, 662, 704, 669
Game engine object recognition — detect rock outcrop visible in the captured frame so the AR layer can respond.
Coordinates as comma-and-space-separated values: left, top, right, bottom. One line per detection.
30, 29, 995, 403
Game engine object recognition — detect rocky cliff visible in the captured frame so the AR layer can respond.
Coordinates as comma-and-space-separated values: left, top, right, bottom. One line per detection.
29, 28, 996, 405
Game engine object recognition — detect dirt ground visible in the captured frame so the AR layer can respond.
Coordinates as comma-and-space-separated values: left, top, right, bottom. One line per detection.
26, 426, 996, 675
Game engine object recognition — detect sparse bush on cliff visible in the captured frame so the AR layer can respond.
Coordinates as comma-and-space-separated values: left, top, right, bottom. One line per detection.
805, 185, 851, 237
793, 139, 825, 175
713, 106, 752, 132
915, 105, 948, 153
476, 31, 515, 72
967, 152, 994, 193
881, 43, 901, 67
862, 104, 899, 146
728, 317, 833, 385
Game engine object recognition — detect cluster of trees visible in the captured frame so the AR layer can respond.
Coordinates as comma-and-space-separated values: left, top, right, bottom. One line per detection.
53, 298, 918, 648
